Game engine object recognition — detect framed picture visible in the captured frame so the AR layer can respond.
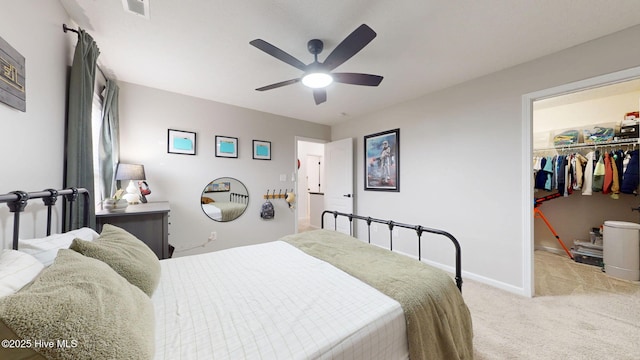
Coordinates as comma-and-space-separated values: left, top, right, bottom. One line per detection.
252, 140, 271, 160
364, 128, 400, 191
216, 135, 238, 158
204, 181, 230, 192
168, 129, 196, 155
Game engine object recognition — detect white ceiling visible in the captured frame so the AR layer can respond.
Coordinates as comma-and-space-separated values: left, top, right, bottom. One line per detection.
59, 0, 640, 126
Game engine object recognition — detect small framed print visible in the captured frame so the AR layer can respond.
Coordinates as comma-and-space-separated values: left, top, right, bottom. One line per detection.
252, 140, 271, 160
215, 135, 238, 158
168, 129, 196, 155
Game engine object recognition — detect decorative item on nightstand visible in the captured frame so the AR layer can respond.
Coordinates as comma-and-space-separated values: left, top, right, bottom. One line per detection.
115, 163, 146, 204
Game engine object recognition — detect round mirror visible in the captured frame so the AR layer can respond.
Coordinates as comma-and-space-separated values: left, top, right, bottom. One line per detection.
200, 177, 249, 222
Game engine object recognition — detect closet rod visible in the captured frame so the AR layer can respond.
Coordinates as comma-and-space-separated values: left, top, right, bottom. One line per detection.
62, 23, 107, 81
534, 138, 639, 152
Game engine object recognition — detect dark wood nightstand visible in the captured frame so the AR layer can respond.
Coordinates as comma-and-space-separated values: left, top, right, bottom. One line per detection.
96, 201, 170, 259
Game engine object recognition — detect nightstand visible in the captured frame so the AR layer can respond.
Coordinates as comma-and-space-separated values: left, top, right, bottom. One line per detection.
96, 201, 170, 259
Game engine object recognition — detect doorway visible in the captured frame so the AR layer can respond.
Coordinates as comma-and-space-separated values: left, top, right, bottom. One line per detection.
523, 67, 640, 297
296, 138, 326, 233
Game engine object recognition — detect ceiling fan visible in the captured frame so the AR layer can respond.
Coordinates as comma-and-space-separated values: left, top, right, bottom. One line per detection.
249, 24, 383, 105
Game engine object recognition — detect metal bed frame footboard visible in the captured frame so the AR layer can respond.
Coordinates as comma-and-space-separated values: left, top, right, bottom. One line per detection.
321, 210, 463, 292
0, 187, 90, 250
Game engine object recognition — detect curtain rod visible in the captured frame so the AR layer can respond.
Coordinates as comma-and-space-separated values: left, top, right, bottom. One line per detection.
62, 23, 107, 81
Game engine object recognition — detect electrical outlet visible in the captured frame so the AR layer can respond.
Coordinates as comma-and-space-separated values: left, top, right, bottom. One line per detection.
209, 231, 217, 241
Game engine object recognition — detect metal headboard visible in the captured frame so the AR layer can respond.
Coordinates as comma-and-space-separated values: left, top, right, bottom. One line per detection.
321, 210, 463, 292
0, 187, 90, 250
230, 192, 249, 204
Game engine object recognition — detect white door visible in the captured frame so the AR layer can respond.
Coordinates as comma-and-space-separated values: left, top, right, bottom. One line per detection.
306, 155, 321, 193
324, 137, 353, 234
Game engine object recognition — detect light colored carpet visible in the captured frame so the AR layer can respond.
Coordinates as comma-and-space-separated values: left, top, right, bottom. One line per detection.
465, 250, 640, 359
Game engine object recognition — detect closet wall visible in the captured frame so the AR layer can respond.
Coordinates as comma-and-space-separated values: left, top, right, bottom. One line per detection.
533, 86, 640, 252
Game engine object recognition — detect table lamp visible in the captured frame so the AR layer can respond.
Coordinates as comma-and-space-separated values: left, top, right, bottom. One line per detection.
115, 163, 146, 204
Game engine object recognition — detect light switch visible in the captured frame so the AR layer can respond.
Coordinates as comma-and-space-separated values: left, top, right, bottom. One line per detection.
280, 174, 287, 181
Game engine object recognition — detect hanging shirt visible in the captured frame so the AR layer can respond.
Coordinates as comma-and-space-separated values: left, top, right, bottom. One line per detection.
602, 152, 613, 194
543, 156, 554, 191
592, 154, 605, 192
574, 153, 587, 190
621, 149, 639, 194
534, 157, 548, 190
582, 151, 594, 195
615, 150, 625, 186
611, 152, 620, 200
556, 155, 566, 195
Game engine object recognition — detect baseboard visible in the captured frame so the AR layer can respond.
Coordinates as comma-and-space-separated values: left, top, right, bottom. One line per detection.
535, 245, 567, 256
391, 248, 529, 297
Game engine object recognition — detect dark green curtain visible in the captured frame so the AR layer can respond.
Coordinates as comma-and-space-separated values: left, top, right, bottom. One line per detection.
64, 29, 100, 230
99, 79, 120, 202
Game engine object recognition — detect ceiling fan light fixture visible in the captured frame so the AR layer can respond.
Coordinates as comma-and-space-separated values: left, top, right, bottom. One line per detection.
302, 72, 333, 89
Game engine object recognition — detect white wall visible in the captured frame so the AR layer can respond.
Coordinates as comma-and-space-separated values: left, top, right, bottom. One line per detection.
533, 90, 640, 252
117, 82, 330, 256
0, 2, 73, 246
331, 24, 640, 295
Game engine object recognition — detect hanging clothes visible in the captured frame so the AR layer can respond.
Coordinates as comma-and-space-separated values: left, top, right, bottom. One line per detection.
621, 149, 639, 194
534, 157, 549, 190
615, 150, 625, 187
574, 153, 587, 190
556, 155, 566, 196
611, 152, 620, 200
592, 154, 605, 192
582, 151, 594, 195
602, 152, 613, 194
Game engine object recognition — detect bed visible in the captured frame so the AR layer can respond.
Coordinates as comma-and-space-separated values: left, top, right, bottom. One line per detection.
0, 187, 473, 360
201, 192, 249, 221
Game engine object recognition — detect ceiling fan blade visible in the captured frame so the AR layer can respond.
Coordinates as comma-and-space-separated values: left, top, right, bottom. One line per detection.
332, 73, 383, 86
322, 24, 377, 71
250, 39, 307, 71
256, 78, 300, 91
313, 89, 327, 105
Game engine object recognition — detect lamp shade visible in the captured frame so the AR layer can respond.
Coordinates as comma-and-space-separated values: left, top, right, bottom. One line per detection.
115, 163, 146, 181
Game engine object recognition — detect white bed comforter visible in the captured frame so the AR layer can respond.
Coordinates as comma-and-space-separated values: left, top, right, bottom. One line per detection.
152, 241, 408, 360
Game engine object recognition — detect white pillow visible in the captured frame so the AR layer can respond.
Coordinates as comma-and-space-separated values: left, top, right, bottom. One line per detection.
19, 227, 100, 267
0, 249, 44, 297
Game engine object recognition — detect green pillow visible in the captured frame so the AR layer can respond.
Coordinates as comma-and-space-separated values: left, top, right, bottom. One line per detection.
0, 249, 154, 360
70, 224, 161, 297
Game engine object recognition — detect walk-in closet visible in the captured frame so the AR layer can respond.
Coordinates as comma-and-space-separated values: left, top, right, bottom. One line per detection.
532, 79, 640, 296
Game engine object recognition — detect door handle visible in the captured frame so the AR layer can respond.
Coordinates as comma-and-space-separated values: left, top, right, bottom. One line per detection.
343, 194, 352, 198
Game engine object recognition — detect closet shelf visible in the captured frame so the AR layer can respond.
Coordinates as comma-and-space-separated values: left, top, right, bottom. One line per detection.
534, 138, 639, 152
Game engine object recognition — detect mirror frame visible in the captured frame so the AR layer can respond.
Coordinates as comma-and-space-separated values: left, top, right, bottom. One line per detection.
200, 177, 249, 222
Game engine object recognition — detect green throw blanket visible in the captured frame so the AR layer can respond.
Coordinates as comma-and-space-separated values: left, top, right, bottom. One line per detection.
281, 229, 473, 360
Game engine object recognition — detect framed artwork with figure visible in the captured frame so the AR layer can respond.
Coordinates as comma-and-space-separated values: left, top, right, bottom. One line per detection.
364, 128, 399, 191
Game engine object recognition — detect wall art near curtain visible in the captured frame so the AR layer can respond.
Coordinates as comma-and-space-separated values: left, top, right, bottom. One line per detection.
168, 129, 196, 155
364, 128, 400, 191
253, 140, 271, 160
0, 36, 26, 112
216, 135, 238, 158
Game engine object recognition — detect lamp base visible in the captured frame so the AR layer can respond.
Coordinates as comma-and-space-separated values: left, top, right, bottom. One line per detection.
124, 180, 141, 204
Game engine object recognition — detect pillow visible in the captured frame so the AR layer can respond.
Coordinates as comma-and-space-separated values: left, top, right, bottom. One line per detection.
70, 224, 161, 296
0, 249, 154, 360
18, 227, 100, 266
0, 250, 44, 298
